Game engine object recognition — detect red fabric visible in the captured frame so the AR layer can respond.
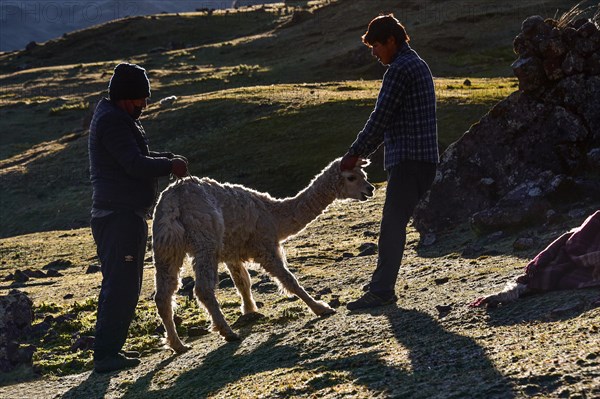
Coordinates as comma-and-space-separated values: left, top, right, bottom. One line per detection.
524, 210, 600, 291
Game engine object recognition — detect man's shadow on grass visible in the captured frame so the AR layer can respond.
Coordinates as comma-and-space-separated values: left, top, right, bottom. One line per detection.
119, 306, 515, 398
306, 306, 515, 398
61, 370, 111, 399
378, 305, 514, 398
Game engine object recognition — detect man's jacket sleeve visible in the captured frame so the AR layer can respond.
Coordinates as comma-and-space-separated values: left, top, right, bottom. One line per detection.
350, 66, 408, 157
97, 116, 172, 178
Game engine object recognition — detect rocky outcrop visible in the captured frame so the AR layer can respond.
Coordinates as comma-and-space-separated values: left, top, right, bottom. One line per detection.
414, 14, 600, 237
0, 290, 35, 373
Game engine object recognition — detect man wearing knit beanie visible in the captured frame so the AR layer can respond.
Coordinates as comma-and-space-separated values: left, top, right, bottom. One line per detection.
88, 63, 188, 373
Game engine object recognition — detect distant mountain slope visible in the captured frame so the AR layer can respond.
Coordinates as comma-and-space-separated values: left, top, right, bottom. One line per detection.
0, 0, 280, 52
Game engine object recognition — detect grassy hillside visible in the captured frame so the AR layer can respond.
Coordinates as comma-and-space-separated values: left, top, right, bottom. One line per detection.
0, 189, 598, 397
0, 0, 571, 238
0, 1, 599, 397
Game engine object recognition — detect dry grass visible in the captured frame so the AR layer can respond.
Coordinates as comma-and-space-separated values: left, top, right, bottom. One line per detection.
556, 1, 599, 28
0, 188, 598, 397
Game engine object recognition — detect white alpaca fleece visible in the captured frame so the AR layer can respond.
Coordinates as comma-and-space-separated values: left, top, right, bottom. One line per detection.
152, 157, 374, 353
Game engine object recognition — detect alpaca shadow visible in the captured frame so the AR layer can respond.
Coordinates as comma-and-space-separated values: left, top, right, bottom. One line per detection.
482, 288, 600, 327
121, 308, 515, 397
124, 332, 299, 398
61, 355, 176, 399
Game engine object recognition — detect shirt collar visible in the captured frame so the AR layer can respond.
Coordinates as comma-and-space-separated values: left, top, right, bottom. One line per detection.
391, 42, 411, 63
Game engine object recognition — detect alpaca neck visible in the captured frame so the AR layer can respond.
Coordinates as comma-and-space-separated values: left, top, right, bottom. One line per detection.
274, 165, 338, 241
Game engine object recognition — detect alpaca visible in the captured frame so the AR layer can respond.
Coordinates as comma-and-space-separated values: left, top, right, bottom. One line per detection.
152, 158, 374, 353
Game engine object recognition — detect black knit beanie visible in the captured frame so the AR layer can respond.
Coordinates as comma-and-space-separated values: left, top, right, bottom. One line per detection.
108, 63, 151, 101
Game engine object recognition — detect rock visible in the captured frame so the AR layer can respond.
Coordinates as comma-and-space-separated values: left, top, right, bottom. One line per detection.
512, 56, 547, 91
588, 148, 600, 169
174, 315, 183, 327
30, 321, 51, 337
357, 243, 377, 256
63, 293, 74, 299
253, 279, 278, 293
569, 18, 588, 30
181, 276, 194, 287
461, 243, 485, 258
575, 37, 596, 55
539, 36, 566, 58
414, 67, 600, 236
577, 21, 598, 38
43, 259, 73, 270
45, 269, 62, 277
435, 304, 453, 318
513, 33, 535, 56
521, 15, 545, 38
329, 296, 341, 308
231, 312, 265, 328
543, 57, 565, 80
567, 209, 587, 219
25, 41, 38, 51
513, 237, 535, 250
70, 336, 94, 352
544, 209, 561, 225
471, 196, 550, 234
218, 277, 234, 288
159, 96, 178, 107
0, 290, 34, 372
178, 276, 195, 298
54, 314, 76, 324
13, 270, 29, 283
187, 326, 210, 337
562, 51, 585, 75
85, 265, 101, 274
22, 269, 46, 279
585, 52, 600, 75
434, 277, 449, 285
419, 233, 436, 246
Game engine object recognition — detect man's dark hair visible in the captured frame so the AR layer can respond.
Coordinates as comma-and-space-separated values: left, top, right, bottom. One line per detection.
362, 14, 410, 47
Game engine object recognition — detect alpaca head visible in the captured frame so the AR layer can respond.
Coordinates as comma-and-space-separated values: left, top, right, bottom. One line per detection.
336, 158, 375, 201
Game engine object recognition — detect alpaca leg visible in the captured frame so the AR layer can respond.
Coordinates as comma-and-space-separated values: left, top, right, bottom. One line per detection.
154, 251, 190, 354
226, 261, 258, 314
258, 248, 335, 316
192, 253, 239, 342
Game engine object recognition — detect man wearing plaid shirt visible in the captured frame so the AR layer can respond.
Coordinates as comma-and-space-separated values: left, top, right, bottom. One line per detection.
341, 14, 439, 310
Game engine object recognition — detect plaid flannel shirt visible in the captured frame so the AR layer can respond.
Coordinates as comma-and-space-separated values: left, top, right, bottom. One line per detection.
349, 43, 439, 169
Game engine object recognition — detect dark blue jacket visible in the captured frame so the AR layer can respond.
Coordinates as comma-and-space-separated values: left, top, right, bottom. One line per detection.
88, 98, 173, 214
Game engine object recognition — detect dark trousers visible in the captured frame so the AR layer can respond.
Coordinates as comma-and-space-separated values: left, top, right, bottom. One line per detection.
369, 161, 437, 298
91, 211, 147, 360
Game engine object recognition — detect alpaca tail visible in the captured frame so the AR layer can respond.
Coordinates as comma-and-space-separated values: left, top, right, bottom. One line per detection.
153, 187, 187, 260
